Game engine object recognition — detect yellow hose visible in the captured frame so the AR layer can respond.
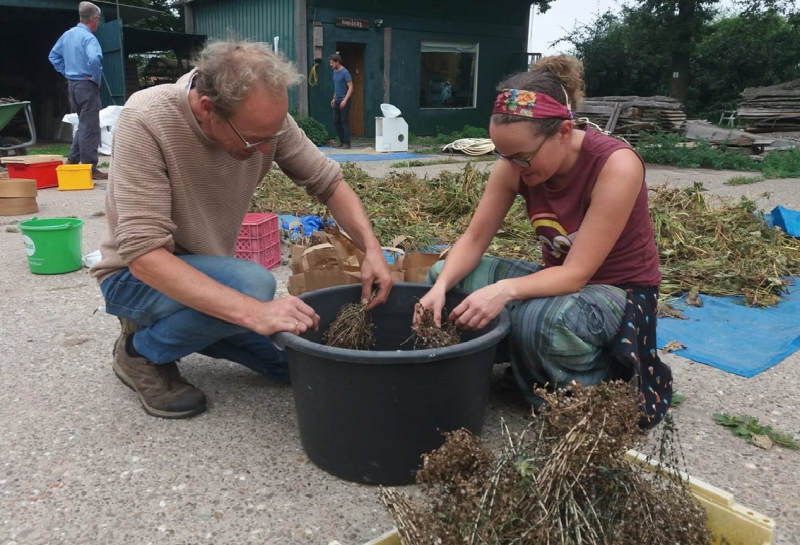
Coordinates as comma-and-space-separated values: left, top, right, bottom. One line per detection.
308, 62, 319, 87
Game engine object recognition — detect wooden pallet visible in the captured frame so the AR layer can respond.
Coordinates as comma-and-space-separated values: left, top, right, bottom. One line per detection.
0, 155, 63, 165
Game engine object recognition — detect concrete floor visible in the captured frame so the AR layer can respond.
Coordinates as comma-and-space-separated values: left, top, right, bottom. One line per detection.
1, 160, 799, 545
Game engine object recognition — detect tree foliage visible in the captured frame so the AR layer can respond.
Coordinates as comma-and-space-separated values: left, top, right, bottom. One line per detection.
560, 1, 800, 116
118, 0, 183, 33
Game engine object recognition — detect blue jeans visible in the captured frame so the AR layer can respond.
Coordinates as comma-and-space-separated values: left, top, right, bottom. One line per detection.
100, 255, 289, 383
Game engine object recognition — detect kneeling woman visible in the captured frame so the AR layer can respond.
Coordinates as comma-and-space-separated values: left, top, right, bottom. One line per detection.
418, 56, 672, 428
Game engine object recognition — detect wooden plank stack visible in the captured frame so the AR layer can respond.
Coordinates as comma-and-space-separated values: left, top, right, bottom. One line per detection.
577, 96, 686, 143
737, 80, 800, 132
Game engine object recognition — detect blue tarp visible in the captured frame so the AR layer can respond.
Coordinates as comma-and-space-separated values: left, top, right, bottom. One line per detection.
765, 205, 800, 237
278, 214, 329, 240
656, 285, 800, 377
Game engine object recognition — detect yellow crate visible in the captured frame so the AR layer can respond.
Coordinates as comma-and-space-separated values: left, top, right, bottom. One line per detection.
56, 164, 94, 191
332, 450, 775, 545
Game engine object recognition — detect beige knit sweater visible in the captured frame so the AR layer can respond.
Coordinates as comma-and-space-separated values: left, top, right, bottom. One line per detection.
90, 71, 341, 283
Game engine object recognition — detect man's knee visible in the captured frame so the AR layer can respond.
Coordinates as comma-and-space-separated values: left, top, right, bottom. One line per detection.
229, 260, 277, 302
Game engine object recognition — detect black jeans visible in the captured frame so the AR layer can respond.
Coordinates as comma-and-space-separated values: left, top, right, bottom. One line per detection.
67, 80, 101, 167
332, 99, 351, 145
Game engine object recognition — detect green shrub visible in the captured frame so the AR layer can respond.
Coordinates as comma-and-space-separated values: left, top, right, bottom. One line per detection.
636, 132, 758, 172
292, 115, 329, 146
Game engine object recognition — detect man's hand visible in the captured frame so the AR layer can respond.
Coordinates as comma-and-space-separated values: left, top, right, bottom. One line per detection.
360, 248, 393, 310
450, 282, 512, 330
250, 296, 320, 336
339, 99, 348, 109
331, 98, 336, 108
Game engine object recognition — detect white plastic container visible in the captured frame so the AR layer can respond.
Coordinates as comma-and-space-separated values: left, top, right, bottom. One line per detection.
375, 117, 408, 152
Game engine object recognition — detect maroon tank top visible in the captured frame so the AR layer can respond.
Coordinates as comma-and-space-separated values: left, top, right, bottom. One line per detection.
518, 128, 662, 287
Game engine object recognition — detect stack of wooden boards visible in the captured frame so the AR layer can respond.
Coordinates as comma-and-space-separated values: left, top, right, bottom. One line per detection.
737, 80, 800, 132
576, 96, 687, 143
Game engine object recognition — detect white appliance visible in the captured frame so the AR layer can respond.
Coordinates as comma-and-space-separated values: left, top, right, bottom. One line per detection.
375, 103, 408, 152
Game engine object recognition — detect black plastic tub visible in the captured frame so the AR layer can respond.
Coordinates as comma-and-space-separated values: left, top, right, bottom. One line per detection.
273, 282, 511, 485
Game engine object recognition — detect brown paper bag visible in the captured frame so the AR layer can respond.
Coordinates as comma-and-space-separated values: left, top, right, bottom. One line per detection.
403, 251, 443, 283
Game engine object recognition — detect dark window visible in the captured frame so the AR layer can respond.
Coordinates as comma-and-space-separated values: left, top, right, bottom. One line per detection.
419, 41, 478, 109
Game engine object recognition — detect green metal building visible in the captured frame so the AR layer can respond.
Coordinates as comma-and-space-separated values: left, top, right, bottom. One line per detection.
0, 0, 203, 141
186, 0, 536, 137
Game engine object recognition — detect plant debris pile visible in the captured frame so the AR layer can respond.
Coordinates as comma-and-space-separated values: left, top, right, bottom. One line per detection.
651, 182, 800, 306
322, 302, 375, 350
380, 382, 712, 545
252, 163, 541, 261
255, 165, 800, 306
408, 308, 461, 349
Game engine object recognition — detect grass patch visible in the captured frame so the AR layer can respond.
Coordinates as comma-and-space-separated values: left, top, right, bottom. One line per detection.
5, 226, 19, 233
636, 132, 800, 178
409, 125, 489, 146
390, 159, 428, 168
91, 211, 105, 217
725, 174, 765, 185
26, 143, 71, 156
389, 156, 495, 168
714, 413, 799, 450
98, 162, 109, 168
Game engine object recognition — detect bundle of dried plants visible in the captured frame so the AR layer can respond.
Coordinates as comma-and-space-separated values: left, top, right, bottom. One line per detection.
322, 302, 375, 350
407, 308, 461, 349
380, 381, 712, 545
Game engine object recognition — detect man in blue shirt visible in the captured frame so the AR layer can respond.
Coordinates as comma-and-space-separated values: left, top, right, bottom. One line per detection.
49, 1, 107, 180
329, 54, 353, 149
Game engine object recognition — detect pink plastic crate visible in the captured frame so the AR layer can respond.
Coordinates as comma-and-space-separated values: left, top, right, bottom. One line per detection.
235, 212, 281, 269
235, 243, 282, 269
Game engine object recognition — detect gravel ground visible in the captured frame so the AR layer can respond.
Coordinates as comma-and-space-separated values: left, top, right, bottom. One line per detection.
1, 161, 799, 545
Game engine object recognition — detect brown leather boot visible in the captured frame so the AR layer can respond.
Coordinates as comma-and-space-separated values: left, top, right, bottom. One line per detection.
113, 317, 140, 358
113, 327, 207, 419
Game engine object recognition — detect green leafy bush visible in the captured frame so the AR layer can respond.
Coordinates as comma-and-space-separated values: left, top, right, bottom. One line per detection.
292, 115, 329, 146
636, 132, 758, 172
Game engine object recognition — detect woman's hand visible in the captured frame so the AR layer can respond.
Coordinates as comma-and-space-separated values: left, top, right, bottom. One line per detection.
415, 284, 447, 327
450, 282, 513, 330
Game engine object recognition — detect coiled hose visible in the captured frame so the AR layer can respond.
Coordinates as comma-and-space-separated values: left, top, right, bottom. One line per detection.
441, 138, 495, 156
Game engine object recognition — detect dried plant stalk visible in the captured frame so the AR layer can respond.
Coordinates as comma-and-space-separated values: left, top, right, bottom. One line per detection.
322, 302, 375, 350
408, 308, 461, 349
380, 382, 712, 545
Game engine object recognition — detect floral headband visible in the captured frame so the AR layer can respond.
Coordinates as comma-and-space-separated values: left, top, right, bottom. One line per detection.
492, 88, 573, 120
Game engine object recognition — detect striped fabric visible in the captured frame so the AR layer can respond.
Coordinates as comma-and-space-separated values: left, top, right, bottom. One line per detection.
90, 71, 342, 284
427, 257, 627, 400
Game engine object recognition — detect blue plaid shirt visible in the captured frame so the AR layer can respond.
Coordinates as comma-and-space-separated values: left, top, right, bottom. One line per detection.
49, 23, 103, 85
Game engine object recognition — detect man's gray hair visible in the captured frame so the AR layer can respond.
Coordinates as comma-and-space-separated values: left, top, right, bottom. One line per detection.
79, 1, 101, 23
194, 41, 304, 119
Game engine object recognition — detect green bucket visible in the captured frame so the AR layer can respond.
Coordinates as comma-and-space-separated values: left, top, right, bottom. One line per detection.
19, 217, 84, 274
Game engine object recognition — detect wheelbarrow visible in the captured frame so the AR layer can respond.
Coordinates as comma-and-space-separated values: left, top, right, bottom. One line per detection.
0, 100, 37, 159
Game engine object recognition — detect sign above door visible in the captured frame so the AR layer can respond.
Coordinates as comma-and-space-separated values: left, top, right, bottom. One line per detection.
336, 18, 370, 29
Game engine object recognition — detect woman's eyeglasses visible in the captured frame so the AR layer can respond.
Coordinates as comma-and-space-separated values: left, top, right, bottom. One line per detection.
493, 136, 549, 168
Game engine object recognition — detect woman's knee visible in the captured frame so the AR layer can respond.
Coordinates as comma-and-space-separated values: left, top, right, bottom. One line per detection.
425, 261, 444, 284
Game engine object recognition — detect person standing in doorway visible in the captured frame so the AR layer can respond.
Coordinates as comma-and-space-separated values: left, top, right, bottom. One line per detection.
48, 1, 107, 180
329, 53, 353, 149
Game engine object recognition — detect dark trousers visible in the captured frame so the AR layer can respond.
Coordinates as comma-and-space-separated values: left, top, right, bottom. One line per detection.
332, 99, 351, 145
67, 80, 101, 168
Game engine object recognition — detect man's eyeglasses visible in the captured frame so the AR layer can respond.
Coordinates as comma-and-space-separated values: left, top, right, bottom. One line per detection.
493, 136, 550, 168
226, 117, 287, 151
